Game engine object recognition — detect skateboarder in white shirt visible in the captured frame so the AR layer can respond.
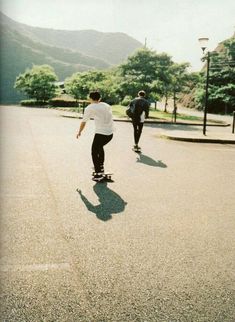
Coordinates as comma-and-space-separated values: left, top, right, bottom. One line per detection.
76, 91, 114, 182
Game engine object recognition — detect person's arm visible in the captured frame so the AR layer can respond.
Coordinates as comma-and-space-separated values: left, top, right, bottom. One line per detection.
145, 100, 150, 118
76, 121, 86, 139
76, 105, 93, 138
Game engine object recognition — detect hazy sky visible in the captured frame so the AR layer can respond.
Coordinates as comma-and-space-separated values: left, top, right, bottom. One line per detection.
1, 0, 235, 71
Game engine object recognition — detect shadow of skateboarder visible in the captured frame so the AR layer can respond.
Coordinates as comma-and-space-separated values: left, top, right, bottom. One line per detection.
136, 154, 167, 168
77, 182, 127, 221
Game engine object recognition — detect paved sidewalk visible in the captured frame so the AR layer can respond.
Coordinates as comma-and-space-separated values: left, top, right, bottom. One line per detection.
60, 110, 235, 144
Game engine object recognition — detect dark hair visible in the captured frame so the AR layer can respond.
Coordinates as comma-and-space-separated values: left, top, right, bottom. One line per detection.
89, 91, 101, 101
138, 90, 146, 97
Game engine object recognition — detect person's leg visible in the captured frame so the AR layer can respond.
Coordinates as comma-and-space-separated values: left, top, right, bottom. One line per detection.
92, 134, 113, 173
92, 134, 102, 174
132, 121, 138, 146
136, 123, 143, 145
99, 134, 113, 171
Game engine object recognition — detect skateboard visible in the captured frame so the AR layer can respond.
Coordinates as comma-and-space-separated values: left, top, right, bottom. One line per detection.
132, 147, 141, 153
92, 173, 114, 182
102, 173, 113, 181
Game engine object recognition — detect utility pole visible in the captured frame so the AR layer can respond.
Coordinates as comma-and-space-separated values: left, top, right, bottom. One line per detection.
203, 51, 210, 135
198, 37, 210, 136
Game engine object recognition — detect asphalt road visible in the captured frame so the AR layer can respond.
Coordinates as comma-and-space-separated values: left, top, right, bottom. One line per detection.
1, 106, 235, 322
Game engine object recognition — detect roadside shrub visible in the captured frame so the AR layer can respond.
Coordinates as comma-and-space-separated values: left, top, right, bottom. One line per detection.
121, 95, 132, 106
49, 98, 78, 107
20, 100, 48, 107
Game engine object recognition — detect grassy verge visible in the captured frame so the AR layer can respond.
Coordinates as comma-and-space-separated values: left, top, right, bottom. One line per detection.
54, 104, 224, 124
111, 105, 204, 122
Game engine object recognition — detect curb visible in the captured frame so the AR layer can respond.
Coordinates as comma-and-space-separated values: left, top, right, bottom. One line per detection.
60, 114, 230, 127
60, 113, 235, 144
160, 134, 235, 144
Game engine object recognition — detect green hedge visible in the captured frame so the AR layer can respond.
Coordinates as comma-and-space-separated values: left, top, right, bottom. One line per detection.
49, 98, 79, 107
121, 95, 132, 106
20, 100, 48, 107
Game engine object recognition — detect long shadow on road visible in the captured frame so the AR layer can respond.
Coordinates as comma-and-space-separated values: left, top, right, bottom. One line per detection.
145, 123, 199, 132
136, 154, 167, 168
77, 183, 127, 221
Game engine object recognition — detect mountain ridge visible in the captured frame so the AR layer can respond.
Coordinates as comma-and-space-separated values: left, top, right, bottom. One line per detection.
0, 12, 142, 65
0, 12, 143, 103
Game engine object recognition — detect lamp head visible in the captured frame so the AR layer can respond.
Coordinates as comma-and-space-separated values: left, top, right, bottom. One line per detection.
198, 37, 209, 53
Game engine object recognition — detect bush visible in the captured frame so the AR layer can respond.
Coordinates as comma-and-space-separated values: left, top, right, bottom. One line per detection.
121, 95, 132, 106
20, 100, 48, 107
49, 98, 79, 107
15, 65, 58, 102
207, 100, 235, 114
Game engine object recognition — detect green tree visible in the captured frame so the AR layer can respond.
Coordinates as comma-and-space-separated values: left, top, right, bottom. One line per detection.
195, 37, 235, 114
95, 71, 120, 104
64, 71, 106, 99
14, 65, 58, 102
169, 62, 191, 112
118, 48, 173, 101
151, 62, 190, 112
208, 66, 235, 113
65, 69, 120, 104
208, 43, 235, 113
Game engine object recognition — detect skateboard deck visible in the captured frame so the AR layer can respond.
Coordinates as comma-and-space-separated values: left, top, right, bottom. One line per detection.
132, 147, 141, 153
92, 173, 114, 182
102, 173, 113, 180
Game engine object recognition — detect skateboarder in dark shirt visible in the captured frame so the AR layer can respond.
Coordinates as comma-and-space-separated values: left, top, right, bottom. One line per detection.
129, 90, 150, 152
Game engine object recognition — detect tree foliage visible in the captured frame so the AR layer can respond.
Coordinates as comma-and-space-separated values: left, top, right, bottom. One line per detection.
65, 70, 120, 104
195, 37, 235, 114
155, 62, 191, 111
117, 48, 191, 111
14, 65, 58, 102
64, 71, 105, 100
64, 48, 192, 108
118, 48, 174, 100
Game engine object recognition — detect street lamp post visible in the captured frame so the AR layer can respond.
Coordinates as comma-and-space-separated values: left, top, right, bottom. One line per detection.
198, 37, 210, 135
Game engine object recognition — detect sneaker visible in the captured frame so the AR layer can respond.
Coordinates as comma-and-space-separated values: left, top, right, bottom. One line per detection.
92, 167, 104, 174
133, 144, 141, 152
92, 173, 104, 182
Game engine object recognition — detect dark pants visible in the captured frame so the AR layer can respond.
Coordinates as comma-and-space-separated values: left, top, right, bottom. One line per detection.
92, 133, 113, 173
132, 121, 143, 145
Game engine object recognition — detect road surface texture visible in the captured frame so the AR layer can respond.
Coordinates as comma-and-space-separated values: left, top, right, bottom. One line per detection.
1, 106, 235, 322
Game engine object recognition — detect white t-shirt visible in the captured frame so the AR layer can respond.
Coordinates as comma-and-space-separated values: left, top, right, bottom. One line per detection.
82, 102, 114, 135
140, 111, 145, 123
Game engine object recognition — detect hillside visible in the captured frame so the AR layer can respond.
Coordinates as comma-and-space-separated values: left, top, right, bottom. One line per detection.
0, 27, 111, 103
0, 12, 143, 103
